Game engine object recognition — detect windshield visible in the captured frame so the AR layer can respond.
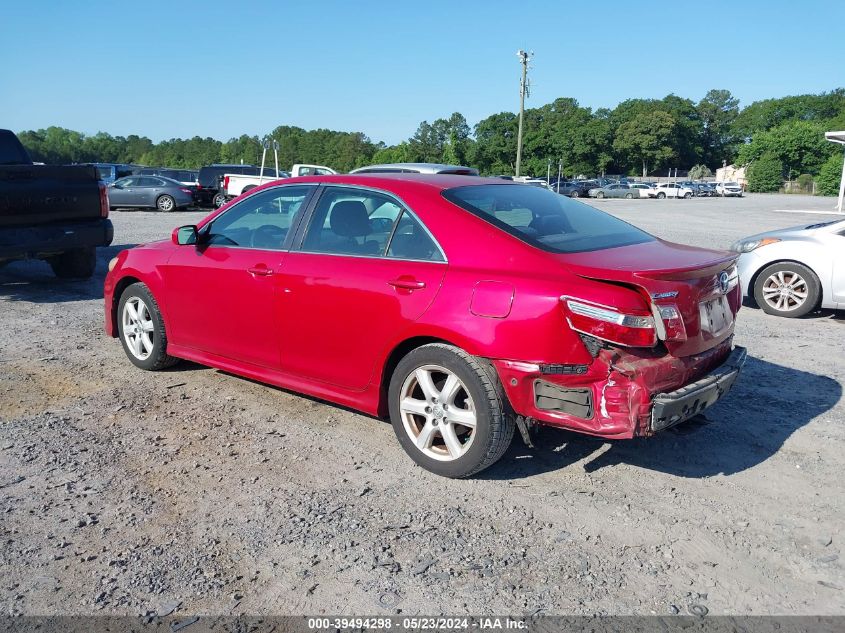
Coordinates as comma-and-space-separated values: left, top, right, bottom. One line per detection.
96, 166, 113, 180
442, 184, 654, 254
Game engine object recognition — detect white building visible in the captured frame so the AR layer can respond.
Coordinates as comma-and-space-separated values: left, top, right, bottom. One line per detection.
715, 164, 747, 186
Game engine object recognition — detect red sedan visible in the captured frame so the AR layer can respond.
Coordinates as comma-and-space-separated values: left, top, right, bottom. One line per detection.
104, 174, 746, 477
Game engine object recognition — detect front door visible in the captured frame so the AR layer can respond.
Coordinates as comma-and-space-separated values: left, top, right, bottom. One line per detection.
277, 185, 447, 390
161, 184, 315, 368
108, 177, 139, 207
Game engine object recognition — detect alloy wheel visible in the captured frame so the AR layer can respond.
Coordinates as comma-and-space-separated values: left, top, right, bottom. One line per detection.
158, 196, 174, 211
399, 364, 477, 462
122, 297, 155, 360
761, 270, 808, 312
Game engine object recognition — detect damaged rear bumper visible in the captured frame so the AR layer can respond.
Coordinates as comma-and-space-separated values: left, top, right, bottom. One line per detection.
492, 340, 745, 439
651, 346, 746, 431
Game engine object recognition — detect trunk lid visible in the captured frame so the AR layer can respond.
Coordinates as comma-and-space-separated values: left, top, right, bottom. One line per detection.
559, 239, 740, 358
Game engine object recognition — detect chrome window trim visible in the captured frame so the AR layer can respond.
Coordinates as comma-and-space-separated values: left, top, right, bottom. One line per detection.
297, 183, 448, 264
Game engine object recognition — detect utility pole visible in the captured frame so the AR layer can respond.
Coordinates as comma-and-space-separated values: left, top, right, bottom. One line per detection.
546, 158, 551, 185
557, 159, 562, 193
515, 49, 531, 177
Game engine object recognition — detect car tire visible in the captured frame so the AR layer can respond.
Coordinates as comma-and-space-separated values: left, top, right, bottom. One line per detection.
753, 261, 820, 318
388, 343, 515, 478
117, 282, 180, 371
625, 193, 634, 199
684, 192, 692, 199
570, 191, 580, 198
49, 247, 96, 279
596, 191, 605, 199
242, 185, 257, 194
656, 192, 666, 199
213, 193, 228, 208
156, 195, 176, 212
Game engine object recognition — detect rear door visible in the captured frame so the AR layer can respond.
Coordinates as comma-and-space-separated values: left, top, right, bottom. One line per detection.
277, 185, 447, 390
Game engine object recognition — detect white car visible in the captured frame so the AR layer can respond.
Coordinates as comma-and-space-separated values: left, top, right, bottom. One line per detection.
628, 183, 655, 198
717, 181, 743, 197
222, 164, 336, 198
653, 183, 694, 199
733, 218, 845, 317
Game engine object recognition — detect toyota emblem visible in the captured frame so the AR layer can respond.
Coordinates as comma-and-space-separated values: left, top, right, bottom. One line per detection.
718, 271, 730, 294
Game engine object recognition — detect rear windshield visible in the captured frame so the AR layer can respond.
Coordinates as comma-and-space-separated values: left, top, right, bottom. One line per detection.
442, 184, 654, 254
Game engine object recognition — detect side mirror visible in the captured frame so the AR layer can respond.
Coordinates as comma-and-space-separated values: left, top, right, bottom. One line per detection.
173, 225, 198, 245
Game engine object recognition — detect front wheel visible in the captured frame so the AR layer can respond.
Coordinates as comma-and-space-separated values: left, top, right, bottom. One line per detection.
684, 192, 692, 199
753, 262, 820, 318
388, 343, 514, 478
596, 191, 605, 199
625, 193, 634, 199
656, 192, 666, 199
156, 195, 176, 212
117, 283, 180, 370
570, 190, 580, 198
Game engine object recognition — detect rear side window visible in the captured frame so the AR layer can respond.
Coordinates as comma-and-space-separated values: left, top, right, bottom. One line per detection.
442, 184, 654, 254
301, 187, 403, 256
387, 212, 444, 262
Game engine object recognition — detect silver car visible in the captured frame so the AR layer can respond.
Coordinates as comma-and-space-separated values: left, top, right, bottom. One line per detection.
733, 218, 845, 317
108, 176, 194, 212
350, 162, 479, 176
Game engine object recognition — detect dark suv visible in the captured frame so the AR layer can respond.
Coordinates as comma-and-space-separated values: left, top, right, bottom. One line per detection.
196, 164, 283, 207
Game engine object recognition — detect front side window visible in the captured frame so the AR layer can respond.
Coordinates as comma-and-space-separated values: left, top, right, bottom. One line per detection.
442, 184, 654, 254
204, 185, 314, 250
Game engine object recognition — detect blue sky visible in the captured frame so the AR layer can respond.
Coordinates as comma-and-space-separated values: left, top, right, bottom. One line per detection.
1, 0, 842, 145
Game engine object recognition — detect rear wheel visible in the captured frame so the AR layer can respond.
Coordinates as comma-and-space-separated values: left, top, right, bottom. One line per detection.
213, 192, 228, 208
753, 262, 820, 318
117, 283, 179, 370
49, 247, 96, 279
388, 343, 514, 478
684, 192, 692, 199
570, 190, 580, 198
656, 192, 666, 199
596, 191, 605, 199
625, 193, 634, 199
156, 194, 175, 212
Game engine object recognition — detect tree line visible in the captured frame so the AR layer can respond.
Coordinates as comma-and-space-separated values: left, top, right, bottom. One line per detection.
17, 88, 845, 194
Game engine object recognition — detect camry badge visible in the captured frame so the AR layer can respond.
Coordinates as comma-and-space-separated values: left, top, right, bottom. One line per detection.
651, 291, 679, 300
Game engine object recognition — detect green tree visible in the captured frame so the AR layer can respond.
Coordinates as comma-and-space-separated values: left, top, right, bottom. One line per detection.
697, 89, 740, 166
816, 152, 843, 196
612, 111, 676, 177
735, 120, 835, 176
747, 153, 784, 192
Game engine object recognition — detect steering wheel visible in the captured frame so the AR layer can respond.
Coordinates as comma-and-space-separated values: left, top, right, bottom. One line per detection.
250, 224, 286, 249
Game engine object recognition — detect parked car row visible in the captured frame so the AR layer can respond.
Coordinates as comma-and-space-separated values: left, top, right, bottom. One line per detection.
546, 179, 744, 200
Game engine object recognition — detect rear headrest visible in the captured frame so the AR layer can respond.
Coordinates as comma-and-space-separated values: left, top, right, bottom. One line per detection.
330, 200, 371, 237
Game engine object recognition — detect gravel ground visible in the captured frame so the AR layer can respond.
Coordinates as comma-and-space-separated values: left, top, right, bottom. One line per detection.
1, 194, 843, 618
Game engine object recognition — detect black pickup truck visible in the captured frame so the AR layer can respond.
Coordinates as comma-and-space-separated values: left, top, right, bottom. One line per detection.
0, 129, 113, 278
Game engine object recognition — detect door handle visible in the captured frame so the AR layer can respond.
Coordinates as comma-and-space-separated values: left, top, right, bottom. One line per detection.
248, 266, 273, 276
388, 278, 426, 290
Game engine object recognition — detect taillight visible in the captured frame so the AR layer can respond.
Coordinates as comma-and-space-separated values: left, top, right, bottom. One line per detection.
563, 298, 656, 348
651, 303, 687, 342
223, 176, 230, 190
180, 188, 192, 194
98, 182, 109, 218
